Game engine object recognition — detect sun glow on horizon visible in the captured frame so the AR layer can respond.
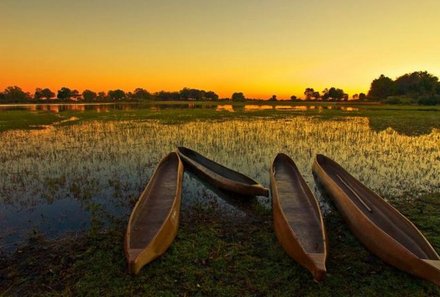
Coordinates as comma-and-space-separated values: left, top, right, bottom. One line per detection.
1, 0, 440, 99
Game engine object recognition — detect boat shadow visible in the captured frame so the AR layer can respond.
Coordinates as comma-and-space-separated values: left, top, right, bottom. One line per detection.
183, 169, 265, 218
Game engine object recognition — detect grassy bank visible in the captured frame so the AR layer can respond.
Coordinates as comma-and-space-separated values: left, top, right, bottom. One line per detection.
1, 193, 439, 296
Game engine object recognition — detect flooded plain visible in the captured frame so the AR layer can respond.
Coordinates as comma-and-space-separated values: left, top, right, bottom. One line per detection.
0, 115, 439, 251
0, 102, 358, 113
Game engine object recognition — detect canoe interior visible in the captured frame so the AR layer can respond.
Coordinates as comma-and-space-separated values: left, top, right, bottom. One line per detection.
129, 153, 179, 249
316, 154, 439, 260
274, 154, 324, 253
178, 147, 258, 185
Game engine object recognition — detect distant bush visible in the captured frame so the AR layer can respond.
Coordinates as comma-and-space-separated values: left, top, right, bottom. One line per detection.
383, 96, 417, 105
383, 97, 402, 104
418, 95, 440, 105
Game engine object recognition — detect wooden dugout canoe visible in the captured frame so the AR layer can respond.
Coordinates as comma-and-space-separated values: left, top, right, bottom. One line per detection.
271, 153, 327, 282
313, 154, 440, 286
177, 146, 269, 197
125, 152, 184, 275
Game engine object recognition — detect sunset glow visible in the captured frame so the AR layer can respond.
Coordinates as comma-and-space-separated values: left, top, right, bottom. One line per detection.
1, 0, 440, 98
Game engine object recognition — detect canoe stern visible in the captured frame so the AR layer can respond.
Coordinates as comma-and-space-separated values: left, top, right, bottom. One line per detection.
420, 259, 440, 286
308, 253, 327, 282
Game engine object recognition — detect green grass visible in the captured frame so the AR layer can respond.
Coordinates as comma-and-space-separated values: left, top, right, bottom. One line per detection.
0, 110, 62, 131
1, 194, 439, 296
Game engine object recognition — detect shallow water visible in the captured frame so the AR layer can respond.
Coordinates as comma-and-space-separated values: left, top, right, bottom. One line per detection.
0, 117, 439, 251
0, 102, 358, 113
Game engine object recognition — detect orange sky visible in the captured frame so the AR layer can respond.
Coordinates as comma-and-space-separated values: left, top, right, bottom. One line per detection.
1, 0, 440, 99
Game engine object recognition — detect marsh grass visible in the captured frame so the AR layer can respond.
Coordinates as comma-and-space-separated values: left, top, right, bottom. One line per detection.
0, 116, 439, 251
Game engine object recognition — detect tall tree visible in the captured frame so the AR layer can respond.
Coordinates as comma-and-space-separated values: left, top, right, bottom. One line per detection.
394, 71, 439, 97
82, 89, 97, 101
231, 92, 245, 101
57, 87, 73, 100
304, 88, 315, 100
108, 89, 126, 100
205, 91, 219, 101
322, 87, 344, 100
34, 88, 55, 100
368, 74, 395, 99
133, 88, 151, 100
312, 91, 321, 100
269, 95, 277, 101
97, 92, 107, 100
71, 89, 80, 100
3, 86, 30, 102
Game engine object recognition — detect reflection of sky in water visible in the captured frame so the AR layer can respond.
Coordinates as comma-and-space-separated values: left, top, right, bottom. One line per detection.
216, 105, 235, 112
0, 117, 438, 251
244, 105, 273, 111
0, 103, 360, 113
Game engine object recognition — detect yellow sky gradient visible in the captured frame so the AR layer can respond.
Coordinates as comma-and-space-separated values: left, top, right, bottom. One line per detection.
1, 0, 440, 99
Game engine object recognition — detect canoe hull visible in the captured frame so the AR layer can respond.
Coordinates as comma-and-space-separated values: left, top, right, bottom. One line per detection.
271, 154, 327, 282
313, 155, 440, 286
177, 147, 269, 197
125, 152, 184, 275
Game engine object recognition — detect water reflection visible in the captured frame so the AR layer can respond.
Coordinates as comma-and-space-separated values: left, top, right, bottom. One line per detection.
216, 105, 235, 112
0, 103, 359, 113
244, 105, 274, 111
0, 117, 438, 250
275, 105, 307, 111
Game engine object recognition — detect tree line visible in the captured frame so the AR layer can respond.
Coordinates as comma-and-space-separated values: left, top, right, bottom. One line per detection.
0, 87, 220, 103
367, 71, 440, 105
299, 87, 365, 101
1, 71, 439, 104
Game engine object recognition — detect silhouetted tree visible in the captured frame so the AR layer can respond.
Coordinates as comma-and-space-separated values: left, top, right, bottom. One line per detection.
108, 89, 126, 100
3, 86, 30, 102
71, 89, 80, 100
82, 89, 97, 101
394, 71, 439, 97
57, 87, 73, 100
290, 95, 297, 101
342, 93, 349, 101
154, 91, 180, 101
352, 94, 359, 100
97, 92, 107, 100
322, 87, 344, 100
269, 95, 277, 101
34, 88, 55, 100
205, 91, 219, 101
133, 88, 151, 100
312, 91, 320, 100
304, 88, 315, 100
231, 92, 245, 101
359, 93, 367, 100
368, 74, 395, 99
34, 88, 44, 100
180, 88, 206, 100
